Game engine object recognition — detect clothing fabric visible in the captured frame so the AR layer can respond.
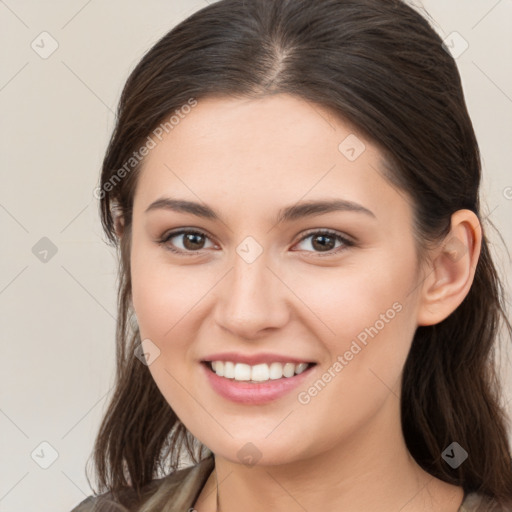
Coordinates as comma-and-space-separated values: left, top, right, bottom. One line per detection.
71, 454, 510, 511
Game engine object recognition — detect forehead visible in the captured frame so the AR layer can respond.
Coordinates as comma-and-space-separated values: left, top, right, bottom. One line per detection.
132, 94, 410, 227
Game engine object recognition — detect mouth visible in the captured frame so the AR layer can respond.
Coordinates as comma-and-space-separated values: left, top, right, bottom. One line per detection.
200, 359, 318, 404
201, 360, 317, 383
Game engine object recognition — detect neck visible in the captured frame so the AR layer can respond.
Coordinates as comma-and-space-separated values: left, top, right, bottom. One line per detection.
198, 395, 464, 512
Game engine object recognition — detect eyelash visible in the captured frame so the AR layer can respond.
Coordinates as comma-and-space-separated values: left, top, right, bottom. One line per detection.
157, 228, 355, 257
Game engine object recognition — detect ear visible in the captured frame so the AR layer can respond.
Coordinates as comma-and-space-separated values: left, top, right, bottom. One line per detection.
112, 204, 125, 239
416, 209, 482, 326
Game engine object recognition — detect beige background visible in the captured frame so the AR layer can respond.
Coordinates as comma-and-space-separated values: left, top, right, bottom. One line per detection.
0, 1, 511, 510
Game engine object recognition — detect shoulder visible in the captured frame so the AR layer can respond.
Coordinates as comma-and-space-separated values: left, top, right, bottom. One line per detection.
459, 492, 512, 512
70, 493, 129, 512
69, 454, 215, 512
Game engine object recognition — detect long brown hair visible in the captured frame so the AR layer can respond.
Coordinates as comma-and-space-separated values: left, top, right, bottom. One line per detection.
89, 0, 512, 507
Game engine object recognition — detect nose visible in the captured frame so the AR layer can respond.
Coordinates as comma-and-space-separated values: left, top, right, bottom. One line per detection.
213, 249, 290, 340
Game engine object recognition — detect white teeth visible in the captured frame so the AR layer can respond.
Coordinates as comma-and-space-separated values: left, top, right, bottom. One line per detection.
234, 363, 251, 381
269, 362, 283, 380
283, 362, 295, 378
224, 361, 235, 379
209, 361, 312, 382
213, 361, 224, 377
251, 363, 270, 382
295, 363, 308, 374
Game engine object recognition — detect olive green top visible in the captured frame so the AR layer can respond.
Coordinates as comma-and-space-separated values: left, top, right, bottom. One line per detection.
70, 454, 510, 511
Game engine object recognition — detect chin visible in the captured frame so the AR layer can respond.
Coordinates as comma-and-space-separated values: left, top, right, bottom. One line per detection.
205, 437, 312, 468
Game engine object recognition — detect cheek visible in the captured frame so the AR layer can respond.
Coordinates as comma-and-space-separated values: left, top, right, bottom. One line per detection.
130, 236, 209, 341
288, 253, 418, 406
291, 292, 416, 456
285, 253, 416, 353
130, 242, 205, 418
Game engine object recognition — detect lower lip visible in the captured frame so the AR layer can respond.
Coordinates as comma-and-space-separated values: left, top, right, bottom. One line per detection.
201, 363, 316, 404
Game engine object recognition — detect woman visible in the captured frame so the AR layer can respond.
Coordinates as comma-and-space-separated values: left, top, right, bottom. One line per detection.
72, 0, 512, 510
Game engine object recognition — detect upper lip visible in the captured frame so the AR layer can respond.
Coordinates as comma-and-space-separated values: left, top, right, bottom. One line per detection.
201, 352, 316, 366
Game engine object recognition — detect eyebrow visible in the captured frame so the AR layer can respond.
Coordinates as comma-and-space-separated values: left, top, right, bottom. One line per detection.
144, 197, 376, 223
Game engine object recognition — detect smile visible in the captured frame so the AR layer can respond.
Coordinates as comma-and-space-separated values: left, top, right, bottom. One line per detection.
207, 360, 314, 382
201, 360, 317, 404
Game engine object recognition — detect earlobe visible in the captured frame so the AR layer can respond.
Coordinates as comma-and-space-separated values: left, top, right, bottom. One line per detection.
416, 210, 482, 326
115, 216, 125, 239
112, 205, 125, 239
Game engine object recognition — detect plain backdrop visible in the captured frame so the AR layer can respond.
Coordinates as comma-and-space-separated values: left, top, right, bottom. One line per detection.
1, 1, 511, 511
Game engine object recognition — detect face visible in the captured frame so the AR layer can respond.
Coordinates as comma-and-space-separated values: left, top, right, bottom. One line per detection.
130, 94, 424, 465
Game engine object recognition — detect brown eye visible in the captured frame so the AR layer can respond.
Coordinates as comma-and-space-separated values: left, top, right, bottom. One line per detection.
294, 230, 353, 255
159, 229, 215, 255
181, 232, 206, 250
311, 233, 336, 251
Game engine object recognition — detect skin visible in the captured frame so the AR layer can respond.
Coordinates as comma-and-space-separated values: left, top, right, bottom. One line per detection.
126, 94, 481, 512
